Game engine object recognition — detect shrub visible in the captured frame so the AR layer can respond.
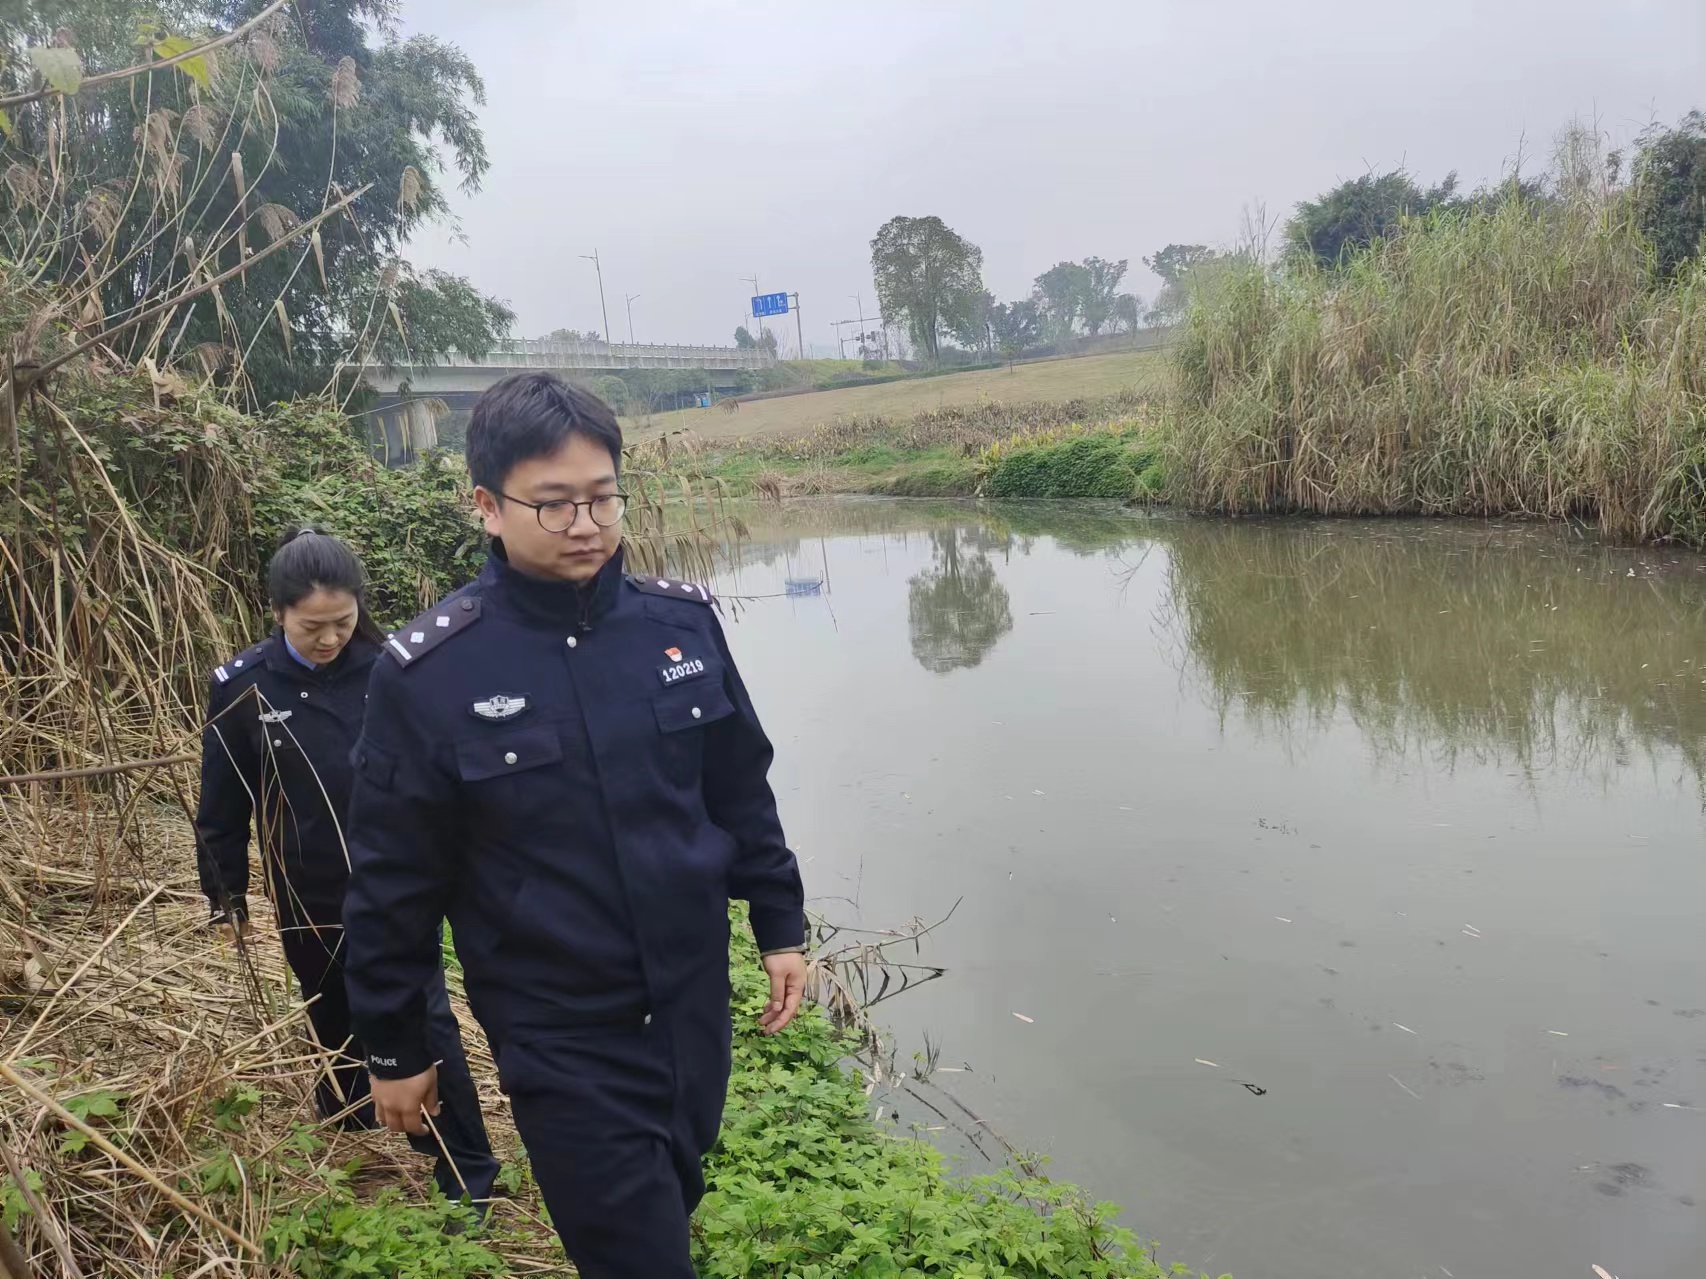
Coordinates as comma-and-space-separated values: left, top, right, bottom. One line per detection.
983, 434, 1144, 498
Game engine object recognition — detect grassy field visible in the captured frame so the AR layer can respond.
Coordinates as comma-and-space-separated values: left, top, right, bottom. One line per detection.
626, 347, 1165, 442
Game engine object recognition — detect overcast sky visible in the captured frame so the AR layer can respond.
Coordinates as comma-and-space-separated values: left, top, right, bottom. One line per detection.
399, 0, 1705, 355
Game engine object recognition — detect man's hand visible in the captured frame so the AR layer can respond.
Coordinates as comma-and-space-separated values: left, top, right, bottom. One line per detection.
371, 1066, 439, 1136
758, 951, 806, 1034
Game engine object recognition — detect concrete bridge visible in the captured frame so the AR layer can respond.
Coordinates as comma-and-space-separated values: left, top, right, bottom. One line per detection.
366, 338, 773, 462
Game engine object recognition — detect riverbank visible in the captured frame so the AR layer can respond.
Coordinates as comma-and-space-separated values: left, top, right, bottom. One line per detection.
628, 348, 1165, 444
656, 391, 1166, 500
0, 808, 1185, 1277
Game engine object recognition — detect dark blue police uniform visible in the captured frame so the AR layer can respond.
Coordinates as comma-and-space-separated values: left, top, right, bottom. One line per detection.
343, 544, 806, 1278
195, 631, 499, 1202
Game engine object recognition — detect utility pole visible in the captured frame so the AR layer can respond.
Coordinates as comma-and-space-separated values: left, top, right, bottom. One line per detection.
740, 274, 763, 343
849, 293, 873, 361
790, 293, 803, 361
624, 293, 641, 345
580, 250, 612, 350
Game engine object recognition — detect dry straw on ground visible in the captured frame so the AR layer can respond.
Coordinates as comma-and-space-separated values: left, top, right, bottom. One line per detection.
0, 783, 566, 1278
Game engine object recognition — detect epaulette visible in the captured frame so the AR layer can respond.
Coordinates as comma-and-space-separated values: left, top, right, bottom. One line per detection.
628, 574, 713, 604
384, 594, 483, 668
212, 641, 267, 685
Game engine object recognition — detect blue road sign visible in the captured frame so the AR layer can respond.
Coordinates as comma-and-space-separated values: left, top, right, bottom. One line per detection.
751, 291, 790, 318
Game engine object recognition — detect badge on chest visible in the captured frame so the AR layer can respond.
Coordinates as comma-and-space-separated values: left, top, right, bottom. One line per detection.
657, 646, 707, 687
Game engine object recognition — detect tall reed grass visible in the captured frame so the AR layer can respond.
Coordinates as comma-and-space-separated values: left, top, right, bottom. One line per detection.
1163, 191, 1706, 543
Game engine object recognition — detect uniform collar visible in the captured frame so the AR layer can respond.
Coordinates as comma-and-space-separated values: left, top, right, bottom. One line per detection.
262, 630, 379, 680
484, 540, 626, 629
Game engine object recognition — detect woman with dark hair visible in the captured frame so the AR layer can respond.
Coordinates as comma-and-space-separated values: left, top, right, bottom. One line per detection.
195, 528, 498, 1204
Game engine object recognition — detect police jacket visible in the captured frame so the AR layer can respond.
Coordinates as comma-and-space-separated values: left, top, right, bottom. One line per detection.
195, 631, 380, 919
342, 544, 806, 1078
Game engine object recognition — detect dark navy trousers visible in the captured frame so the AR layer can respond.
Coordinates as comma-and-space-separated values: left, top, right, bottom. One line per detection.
498, 965, 732, 1278
278, 899, 499, 1202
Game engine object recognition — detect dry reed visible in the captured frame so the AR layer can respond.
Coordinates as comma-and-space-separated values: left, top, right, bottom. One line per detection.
1164, 175, 1706, 544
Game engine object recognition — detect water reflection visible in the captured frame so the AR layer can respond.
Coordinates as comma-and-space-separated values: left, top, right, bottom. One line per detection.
907, 529, 1014, 673
1160, 520, 1706, 779
725, 501, 1706, 779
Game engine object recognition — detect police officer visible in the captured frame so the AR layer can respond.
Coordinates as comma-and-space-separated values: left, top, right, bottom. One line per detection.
342, 373, 807, 1278
196, 528, 499, 1204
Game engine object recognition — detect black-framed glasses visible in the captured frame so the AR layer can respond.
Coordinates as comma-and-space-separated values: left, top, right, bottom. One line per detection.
499, 491, 629, 533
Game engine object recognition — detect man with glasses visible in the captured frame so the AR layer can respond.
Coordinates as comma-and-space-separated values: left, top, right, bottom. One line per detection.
342, 372, 806, 1277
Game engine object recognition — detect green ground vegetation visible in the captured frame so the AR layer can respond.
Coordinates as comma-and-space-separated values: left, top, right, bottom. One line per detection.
696, 914, 1194, 1278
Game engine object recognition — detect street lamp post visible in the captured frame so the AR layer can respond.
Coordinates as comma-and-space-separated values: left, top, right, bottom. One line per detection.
580, 250, 612, 350
624, 293, 641, 345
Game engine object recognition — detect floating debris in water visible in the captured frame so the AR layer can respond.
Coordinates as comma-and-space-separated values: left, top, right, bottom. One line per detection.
1393, 1023, 1418, 1035
1662, 1102, 1701, 1111
1275, 916, 1292, 923
1012, 1012, 1034, 1024
784, 576, 824, 595
1389, 1074, 1423, 1100
1548, 1030, 1570, 1037
1195, 1059, 1221, 1068
1593, 1265, 1618, 1279
1032, 789, 1045, 796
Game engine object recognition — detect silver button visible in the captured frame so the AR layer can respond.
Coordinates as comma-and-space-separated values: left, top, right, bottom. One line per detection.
643, 1014, 653, 1025
503, 751, 518, 765
272, 739, 282, 747
566, 636, 578, 649
691, 707, 702, 719
300, 691, 309, 699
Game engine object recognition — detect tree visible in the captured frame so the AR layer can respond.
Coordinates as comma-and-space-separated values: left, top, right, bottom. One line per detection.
1113, 292, 1143, 334
1633, 111, 1706, 278
734, 326, 757, 349
950, 290, 997, 356
1077, 257, 1128, 336
1144, 244, 1217, 287
1032, 261, 1089, 339
0, 0, 512, 408
870, 215, 985, 364
1283, 169, 1460, 268
988, 299, 1043, 367
1143, 244, 1221, 323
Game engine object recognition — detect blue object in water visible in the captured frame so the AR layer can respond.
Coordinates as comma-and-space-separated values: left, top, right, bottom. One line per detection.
784, 577, 824, 596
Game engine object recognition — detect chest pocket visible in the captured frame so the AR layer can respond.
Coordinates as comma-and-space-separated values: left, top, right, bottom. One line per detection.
652, 681, 735, 786
454, 725, 565, 783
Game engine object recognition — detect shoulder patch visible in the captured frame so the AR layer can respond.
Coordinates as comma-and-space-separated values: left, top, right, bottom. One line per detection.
213, 641, 267, 685
628, 574, 713, 605
385, 595, 482, 668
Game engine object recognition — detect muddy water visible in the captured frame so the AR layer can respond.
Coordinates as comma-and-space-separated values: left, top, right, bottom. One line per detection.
718, 500, 1706, 1279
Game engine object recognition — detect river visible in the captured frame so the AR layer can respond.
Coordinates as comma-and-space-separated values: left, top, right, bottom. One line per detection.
714, 499, 1705, 1279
